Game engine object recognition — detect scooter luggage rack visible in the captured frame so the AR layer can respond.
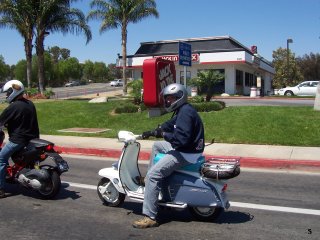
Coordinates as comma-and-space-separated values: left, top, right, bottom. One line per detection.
201, 158, 241, 180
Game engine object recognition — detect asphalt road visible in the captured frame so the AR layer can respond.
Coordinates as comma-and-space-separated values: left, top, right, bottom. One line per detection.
0, 155, 319, 240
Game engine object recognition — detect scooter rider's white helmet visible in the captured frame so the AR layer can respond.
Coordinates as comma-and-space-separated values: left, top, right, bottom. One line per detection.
162, 83, 188, 112
2, 80, 25, 103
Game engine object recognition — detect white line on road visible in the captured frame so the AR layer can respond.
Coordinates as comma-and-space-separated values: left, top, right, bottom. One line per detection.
63, 181, 320, 216
63, 181, 96, 190
230, 201, 320, 216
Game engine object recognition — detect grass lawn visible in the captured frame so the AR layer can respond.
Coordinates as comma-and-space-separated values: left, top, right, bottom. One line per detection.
1, 99, 319, 146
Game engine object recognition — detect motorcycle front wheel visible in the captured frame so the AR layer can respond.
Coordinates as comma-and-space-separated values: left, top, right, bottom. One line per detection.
97, 178, 125, 207
38, 170, 61, 199
189, 206, 223, 222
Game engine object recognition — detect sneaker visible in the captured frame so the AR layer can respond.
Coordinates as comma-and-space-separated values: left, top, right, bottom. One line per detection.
132, 216, 159, 229
0, 188, 6, 199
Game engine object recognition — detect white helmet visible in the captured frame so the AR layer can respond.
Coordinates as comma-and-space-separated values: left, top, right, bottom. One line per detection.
2, 80, 25, 103
162, 83, 188, 112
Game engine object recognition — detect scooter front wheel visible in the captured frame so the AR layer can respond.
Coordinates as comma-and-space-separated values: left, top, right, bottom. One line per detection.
97, 178, 125, 207
189, 206, 223, 222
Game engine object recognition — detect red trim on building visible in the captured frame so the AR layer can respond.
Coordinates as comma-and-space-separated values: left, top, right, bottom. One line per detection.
200, 60, 246, 65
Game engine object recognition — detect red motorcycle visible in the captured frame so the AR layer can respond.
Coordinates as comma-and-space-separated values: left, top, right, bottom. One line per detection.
1, 131, 69, 199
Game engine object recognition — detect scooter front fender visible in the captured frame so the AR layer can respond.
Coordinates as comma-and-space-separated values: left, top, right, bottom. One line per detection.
98, 167, 125, 194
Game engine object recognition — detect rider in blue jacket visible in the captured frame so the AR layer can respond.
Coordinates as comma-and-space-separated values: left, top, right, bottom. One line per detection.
133, 83, 205, 228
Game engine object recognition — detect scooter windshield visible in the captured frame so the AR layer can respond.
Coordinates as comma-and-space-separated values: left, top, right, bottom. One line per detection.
119, 142, 141, 192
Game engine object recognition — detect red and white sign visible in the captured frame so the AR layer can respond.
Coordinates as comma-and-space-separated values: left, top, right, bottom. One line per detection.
143, 58, 176, 107
155, 54, 199, 62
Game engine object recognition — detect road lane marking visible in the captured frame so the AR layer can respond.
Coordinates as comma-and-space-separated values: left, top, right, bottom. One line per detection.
63, 181, 96, 190
62, 181, 320, 216
230, 202, 320, 216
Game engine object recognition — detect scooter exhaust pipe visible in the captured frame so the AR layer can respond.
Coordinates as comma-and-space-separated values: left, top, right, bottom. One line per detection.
17, 169, 50, 190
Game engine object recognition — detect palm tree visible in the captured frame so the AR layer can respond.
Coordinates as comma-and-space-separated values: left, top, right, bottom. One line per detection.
88, 0, 159, 95
34, 0, 92, 94
0, 0, 36, 88
189, 69, 225, 102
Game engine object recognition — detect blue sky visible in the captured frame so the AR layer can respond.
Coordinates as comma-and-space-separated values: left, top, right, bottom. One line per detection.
0, 0, 319, 66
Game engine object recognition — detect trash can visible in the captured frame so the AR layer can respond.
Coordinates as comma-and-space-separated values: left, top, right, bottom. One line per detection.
191, 87, 198, 97
250, 87, 257, 97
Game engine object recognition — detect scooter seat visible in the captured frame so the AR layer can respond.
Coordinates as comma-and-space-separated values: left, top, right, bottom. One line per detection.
154, 153, 205, 172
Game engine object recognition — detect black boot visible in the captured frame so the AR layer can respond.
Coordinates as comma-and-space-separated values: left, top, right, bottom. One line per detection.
0, 188, 6, 198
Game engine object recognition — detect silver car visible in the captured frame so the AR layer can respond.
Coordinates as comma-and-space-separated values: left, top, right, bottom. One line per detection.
278, 81, 319, 96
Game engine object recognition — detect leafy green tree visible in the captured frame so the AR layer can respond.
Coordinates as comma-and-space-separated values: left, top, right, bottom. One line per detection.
88, 0, 159, 95
189, 69, 225, 102
82, 60, 95, 81
49, 46, 61, 63
272, 47, 303, 88
13, 59, 27, 83
296, 52, 320, 80
58, 57, 82, 82
0, 0, 36, 88
34, 0, 92, 94
93, 62, 108, 82
60, 48, 71, 60
0, 55, 10, 81
108, 63, 122, 80
32, 52, 53, 88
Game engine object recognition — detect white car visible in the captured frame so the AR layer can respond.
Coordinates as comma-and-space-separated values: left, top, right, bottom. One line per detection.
110, 79, 123, 87
65, 80, 80, 87
278, 81, 319, 96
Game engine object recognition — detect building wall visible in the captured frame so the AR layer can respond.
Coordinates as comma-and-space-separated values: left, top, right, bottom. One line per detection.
123, 50, 274, 96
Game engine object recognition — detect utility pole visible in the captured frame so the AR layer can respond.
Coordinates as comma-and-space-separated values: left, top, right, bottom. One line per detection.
286, 38, 293, 87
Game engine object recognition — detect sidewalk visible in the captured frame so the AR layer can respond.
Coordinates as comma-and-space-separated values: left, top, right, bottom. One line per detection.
41, 134, 320, 172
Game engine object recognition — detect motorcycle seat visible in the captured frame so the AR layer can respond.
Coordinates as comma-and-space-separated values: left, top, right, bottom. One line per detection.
154, 153, 205, 172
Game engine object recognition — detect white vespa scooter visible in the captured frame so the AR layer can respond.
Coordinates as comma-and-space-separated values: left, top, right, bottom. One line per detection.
97, 131, 240, 221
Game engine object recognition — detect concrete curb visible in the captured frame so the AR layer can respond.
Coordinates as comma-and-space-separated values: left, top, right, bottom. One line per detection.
55, 146, 320, 171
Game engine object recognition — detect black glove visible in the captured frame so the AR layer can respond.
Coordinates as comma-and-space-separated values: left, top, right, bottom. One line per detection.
142, 131, 153, 139
153, 126, 163, 138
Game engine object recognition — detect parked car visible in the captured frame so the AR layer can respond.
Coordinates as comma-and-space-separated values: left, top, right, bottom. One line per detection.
65, 80, 80, 87
110, 79, 123, 87
277, 80, 319, 96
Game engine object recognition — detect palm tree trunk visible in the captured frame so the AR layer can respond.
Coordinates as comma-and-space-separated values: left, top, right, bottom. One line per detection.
121, 23, 127, 96
36, 34, 45, 94
24, 36, 33, 89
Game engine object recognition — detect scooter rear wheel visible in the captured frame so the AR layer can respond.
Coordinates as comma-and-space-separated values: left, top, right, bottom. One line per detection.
38, 170, 61, 199
97, 178, 125, 207
189, 206, 223, 222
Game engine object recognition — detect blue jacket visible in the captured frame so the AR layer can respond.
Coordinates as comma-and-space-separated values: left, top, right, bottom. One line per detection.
161, 103, 204, 153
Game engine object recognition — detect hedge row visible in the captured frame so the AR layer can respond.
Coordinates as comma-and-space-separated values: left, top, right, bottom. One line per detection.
114, 100, 225, 114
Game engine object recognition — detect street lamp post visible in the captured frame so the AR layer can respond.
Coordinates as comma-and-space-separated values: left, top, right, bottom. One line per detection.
286, 38, 293, 86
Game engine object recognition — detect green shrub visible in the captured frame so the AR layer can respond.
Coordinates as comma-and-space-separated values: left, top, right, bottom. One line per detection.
25, 88, 55, 99
114, 103, 139, 113
128, 79, 143, 104
189, 95, 204, 103
192, 101, 225, 112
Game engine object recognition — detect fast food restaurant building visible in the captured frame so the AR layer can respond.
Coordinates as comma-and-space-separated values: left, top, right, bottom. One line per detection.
116, 36, 275, 96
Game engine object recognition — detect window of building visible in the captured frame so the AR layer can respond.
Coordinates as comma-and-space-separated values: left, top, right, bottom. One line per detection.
245, 72, 256, 87
236, 70, 243, 85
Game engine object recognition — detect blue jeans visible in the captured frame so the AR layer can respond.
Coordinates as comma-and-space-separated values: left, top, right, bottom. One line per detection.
142, 141, 189, 219
0, 141, 25, 189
